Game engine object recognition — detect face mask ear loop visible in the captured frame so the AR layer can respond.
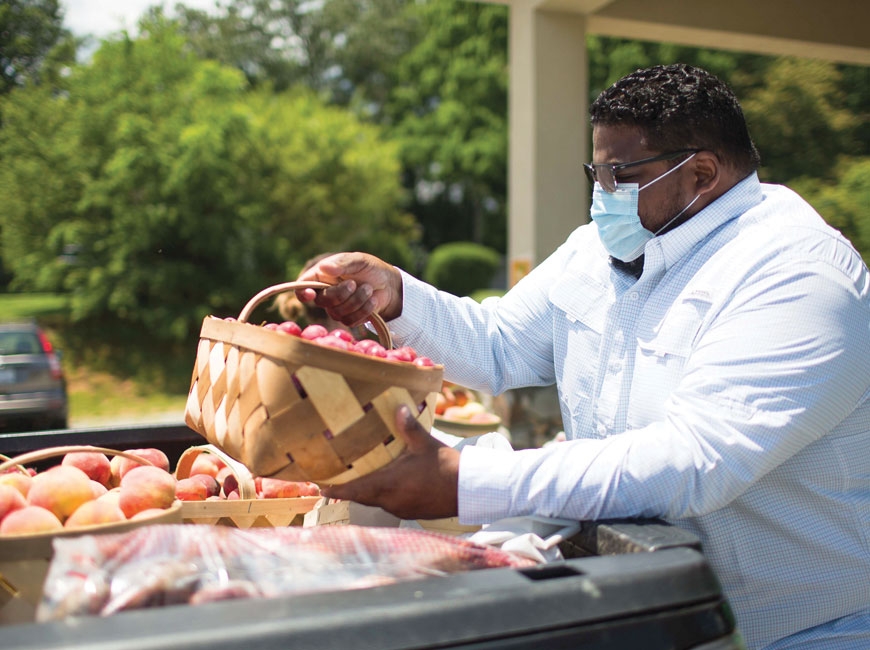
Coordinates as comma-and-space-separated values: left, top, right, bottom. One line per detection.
652, 193, 701, 236
639, 152, 697, 192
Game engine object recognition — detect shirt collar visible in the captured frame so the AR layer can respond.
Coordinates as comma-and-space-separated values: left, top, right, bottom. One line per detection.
646, 172, 764, 271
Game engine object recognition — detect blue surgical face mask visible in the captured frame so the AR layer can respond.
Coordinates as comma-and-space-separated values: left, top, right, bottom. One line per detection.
590, 153, 697, 262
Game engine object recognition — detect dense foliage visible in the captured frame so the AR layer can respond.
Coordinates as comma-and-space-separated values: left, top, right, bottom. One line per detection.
0, 0, 73, 98
0, 17, 413, 344
423, 241, 501, 297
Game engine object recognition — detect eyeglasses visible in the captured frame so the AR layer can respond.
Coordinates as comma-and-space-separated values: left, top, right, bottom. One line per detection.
583, 149, 701, 193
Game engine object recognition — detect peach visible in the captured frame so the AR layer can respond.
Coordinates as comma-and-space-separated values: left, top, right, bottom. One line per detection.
221, 473, 239, 498
300, 482, 321, 497
0, 505, 63, 535
129, 448, 171, 472
0, 484, 27, 523
435, 392, 448, 415
90, 480, 109, 498
444, 402, 487, 421
175, 477, 208, 501
96, 488, 122, 508
259, 477, 302, 499
469, 412, 501, 425
118, 466, 177, 518
0, 471, 32, 498
215, 465, 233, 487
108, 455, 126, 487
64, 500, 126, 529
130, 508, 169, 521
189, 474, 220, 498
190, 454, 224, 478
110, 448, 171, 486
62, 451, 112, 487
442, 405, 469, 421
27, 465, 95, 522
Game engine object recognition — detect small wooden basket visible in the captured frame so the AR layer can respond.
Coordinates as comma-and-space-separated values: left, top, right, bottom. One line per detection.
184, 281, 444, 486
0, 446, 182, 626
175, 444, 319, 528
302, 497, 401, 528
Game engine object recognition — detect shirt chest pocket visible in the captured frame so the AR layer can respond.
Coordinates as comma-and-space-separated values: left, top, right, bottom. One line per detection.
550, 273, 610, 333
628, 295, 712, 425
550, 273, 611, 409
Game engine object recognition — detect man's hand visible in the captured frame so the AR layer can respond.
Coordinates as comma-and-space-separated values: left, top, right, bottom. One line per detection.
321, 406, 460, 521
296, 252, 403, 327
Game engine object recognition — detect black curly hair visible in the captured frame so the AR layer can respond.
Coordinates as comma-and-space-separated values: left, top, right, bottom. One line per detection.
590, 64, 761, 175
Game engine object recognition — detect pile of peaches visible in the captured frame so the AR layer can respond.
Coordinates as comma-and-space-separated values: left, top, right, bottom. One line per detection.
435, 382, 501, 426
176, 451, 320, 501
237, 318, 437, 367
0, 447, 320, 537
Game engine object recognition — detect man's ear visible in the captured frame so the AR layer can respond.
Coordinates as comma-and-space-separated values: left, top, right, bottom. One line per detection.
692, 150, 721, 196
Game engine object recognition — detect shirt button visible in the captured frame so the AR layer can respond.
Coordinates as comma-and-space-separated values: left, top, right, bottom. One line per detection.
597, 423, 607, 435
629, 292, 639, 301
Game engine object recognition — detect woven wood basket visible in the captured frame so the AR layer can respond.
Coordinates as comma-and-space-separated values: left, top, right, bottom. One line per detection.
184, 281, 444, 486
302, 497, 402, 528
0, 446, 182, 625
175, 444, 319, 528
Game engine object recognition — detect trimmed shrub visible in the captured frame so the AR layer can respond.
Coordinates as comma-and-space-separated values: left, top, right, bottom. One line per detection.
423, 242, 501, 297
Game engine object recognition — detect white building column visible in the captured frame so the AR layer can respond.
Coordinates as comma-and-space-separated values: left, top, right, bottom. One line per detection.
507, 3, 589, 285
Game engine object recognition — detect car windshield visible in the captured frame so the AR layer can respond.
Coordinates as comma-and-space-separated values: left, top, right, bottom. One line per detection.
0, 332, 41, 355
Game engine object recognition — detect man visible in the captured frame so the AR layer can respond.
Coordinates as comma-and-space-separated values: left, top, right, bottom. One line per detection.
298, 64, 870, 649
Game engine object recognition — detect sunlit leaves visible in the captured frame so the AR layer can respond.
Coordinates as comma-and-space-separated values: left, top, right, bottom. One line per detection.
0, 18, 407, 342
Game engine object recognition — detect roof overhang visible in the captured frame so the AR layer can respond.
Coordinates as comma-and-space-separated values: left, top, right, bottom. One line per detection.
484, 0, 870, 66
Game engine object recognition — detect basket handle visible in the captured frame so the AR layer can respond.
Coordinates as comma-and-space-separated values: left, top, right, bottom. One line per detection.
237, 281, 393, 349
175, 444, 258, 499
0, 452, 28, 476
0, 445, 157, 475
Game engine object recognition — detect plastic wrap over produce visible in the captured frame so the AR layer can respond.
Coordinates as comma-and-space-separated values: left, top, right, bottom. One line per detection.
36, 524, 538, 621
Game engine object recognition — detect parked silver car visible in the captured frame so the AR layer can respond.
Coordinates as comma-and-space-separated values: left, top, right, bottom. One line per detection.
0, 322, 68, 431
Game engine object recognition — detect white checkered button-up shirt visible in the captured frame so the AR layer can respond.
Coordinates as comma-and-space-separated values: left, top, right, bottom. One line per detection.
388, 173, 870, 649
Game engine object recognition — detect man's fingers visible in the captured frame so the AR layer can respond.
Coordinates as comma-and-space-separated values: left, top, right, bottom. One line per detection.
320, 481, 352, 501
319, 404, 457, 519
316, 282, 374, 321
394, 405, 435, 452
295, 287, 318, 303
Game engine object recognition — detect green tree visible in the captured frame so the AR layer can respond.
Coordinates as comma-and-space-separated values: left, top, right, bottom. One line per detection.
585, 36, 770, 113
791, 157, 870, 262
174, 0, 417, 107
385, 0, 508, 253
0, 0, 72, 97
840, 64, 870, 158
741, 58, 858, 183
0, 0, 76, 287
0, 17, 413, 346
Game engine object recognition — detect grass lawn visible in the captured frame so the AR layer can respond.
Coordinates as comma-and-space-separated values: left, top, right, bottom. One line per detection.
66, 367, 188, 427
0, 293, 68, 322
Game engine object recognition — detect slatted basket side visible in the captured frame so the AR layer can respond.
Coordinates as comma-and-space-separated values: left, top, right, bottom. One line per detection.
185, 282, 443, 486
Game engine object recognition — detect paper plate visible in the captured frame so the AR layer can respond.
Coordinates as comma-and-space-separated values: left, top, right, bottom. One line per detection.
433, 414, 502, 438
